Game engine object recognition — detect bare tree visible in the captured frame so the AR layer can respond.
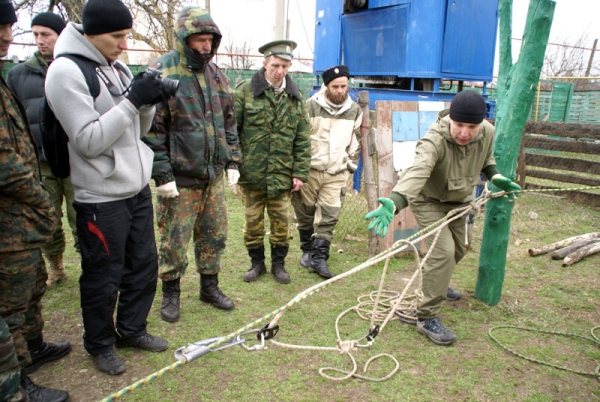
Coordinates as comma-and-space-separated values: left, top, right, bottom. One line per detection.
542, 34, 600, 90
222, 40, 255, 70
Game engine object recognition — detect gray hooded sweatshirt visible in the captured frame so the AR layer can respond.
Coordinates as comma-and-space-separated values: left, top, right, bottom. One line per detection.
45, 22, 155, 203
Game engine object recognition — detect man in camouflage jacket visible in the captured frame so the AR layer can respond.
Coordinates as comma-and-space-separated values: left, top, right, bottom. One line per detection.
143, 6, 242, 321
0, 3, 69, 400
235, 39, 311, 284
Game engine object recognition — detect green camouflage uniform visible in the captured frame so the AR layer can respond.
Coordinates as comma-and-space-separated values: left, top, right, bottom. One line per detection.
0, 72, 56, 367
235, 69, 310, 247
143, 7, 241, 279
0, 316, 22, 402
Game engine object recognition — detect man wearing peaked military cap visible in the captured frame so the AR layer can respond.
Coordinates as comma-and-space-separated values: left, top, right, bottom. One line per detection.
258, 39, 297, 61
291, 65, 362, 279
234, 39, 311, 285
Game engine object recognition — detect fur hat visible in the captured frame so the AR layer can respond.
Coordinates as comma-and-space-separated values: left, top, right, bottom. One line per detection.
322, 65, 350, 86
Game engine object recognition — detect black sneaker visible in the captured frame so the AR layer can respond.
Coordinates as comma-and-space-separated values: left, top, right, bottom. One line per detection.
115, 333, 168, 352
22, 376, 69, 402
24, 340, 71, 374
446, 287, 461, 301
94, 350, 126, 375
416, 317, 457, 346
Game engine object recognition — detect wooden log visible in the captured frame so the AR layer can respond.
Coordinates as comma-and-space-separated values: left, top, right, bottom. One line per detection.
526, 153, 600, 176
551, 239, 600, 259
562, 242, 600, 267
524, 168, 600, 187
528, 232, 600, 256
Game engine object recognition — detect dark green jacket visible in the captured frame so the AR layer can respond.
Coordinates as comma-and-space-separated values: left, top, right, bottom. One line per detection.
0, 73, 56, 252
235, 69, 310, 198
143, 7, 241, 188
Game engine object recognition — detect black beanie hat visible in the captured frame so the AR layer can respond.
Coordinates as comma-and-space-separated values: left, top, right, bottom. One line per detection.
449, 91, 487, 124
82, 0, 132, 35
31, 12, 66, 35
0, 0, 17, 25
322, 65, 350, 86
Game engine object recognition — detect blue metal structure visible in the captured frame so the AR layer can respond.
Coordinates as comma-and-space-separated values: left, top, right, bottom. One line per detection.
313, 0, 499, 110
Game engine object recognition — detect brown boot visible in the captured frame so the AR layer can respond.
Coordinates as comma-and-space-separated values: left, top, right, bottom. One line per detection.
46, 254, 67, 288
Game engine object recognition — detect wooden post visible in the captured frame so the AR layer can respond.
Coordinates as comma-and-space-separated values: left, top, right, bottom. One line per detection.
358, 92, 378, 257
475, 0, 556, 305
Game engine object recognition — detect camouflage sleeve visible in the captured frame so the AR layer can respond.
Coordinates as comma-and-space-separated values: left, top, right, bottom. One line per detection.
224, 83, 241, 169
348, 109, 363, 167
292, 99, 311, 182
234, 84, 245, 148
0, 133, 53, 212
143, 100, 175, 186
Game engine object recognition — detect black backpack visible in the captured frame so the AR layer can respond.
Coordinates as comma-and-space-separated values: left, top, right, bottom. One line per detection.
40, 55, 127, 179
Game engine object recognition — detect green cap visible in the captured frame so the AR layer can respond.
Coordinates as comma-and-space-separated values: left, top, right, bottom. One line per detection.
258, 39, 297, 61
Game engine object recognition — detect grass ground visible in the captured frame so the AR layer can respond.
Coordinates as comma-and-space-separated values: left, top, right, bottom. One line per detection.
32, 186, 599, 401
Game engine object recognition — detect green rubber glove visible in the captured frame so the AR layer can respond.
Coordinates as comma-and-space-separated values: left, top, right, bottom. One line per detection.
491, 174, 522, 199
364, 197, 395, 237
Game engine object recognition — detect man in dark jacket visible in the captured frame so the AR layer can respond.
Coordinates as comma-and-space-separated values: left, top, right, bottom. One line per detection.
7, 12, 77, 289
0, 2, 69, 400
143, 6, 242, 322
235, 39, 311, 285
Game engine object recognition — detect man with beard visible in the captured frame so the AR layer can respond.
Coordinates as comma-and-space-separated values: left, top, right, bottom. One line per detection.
143, 6, 242, 322
291, 65, 362, 278
235, 40, 311, 285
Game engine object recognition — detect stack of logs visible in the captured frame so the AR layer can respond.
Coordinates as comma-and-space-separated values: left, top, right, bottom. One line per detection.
528, 232, 600, 267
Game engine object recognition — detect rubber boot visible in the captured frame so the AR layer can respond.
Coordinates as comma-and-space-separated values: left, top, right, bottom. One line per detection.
298, 229, 314, 268
200, 274, 234, 310
243, 246, 267, 282
21, 373, 69, 402
271, 245, 291, 284
46, 254, 67, 288
309, 238, 335, 279
160, 278, 180, 322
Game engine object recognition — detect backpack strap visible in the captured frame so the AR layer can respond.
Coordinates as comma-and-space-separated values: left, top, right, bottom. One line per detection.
57, 54, 101, 98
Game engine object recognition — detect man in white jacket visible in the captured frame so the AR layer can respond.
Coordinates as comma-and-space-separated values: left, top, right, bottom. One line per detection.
46, 0, 170, 376
291, 65, 362, 278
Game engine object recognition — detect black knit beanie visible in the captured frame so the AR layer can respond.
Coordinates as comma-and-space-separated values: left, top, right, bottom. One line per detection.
31, 12, 66, 35
322, 65, 350, 86
0, 0, 17, 25
82, 0, 132, 35
449, 90, 487, 124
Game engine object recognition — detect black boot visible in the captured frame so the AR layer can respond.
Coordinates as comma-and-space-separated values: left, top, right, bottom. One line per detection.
309, 238, 335, 279
243, 246, 266, 282
25, 340, 71, 374
271, 245, 291, 284
200, 274, 234, 310
298, 229, 314, 268
21, 374, 69, 402
160, 278, 181, 322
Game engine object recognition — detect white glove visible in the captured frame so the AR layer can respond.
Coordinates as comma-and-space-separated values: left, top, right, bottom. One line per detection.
227, 169, 240, 187
156, 181, 179, 198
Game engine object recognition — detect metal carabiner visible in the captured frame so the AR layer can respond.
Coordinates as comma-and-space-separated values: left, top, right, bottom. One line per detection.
174, 336, 245, 363
237, 329, 266, 352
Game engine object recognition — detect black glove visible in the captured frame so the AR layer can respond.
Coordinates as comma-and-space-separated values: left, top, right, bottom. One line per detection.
126, 72, 167, 109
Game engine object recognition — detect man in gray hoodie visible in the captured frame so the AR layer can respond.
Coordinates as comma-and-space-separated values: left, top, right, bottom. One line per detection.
46, 0, 171, 375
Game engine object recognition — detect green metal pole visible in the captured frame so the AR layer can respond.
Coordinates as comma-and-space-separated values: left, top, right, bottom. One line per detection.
474, 0, 556, 305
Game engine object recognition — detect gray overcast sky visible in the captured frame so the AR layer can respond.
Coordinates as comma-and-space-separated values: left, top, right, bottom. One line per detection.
7, 0, 600, 76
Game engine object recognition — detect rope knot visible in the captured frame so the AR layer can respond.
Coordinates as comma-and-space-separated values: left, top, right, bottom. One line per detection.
336, 340, 357, 354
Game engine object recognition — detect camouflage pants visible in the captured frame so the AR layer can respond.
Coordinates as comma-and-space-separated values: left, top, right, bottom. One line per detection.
40, 160, 78, 255
156, 179, 227, 280
0, 316, 21, 402
291, 169, 349, 242
239, 186, 292, 248
0, 249, 46, 368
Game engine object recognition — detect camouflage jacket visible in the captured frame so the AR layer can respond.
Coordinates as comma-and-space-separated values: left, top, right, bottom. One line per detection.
143, 7, 241, 188
0, 73, 56, 252
235, 69, 311, 198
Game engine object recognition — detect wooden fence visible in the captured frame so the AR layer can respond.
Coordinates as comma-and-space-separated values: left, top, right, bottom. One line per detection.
517, 121, 600, 206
